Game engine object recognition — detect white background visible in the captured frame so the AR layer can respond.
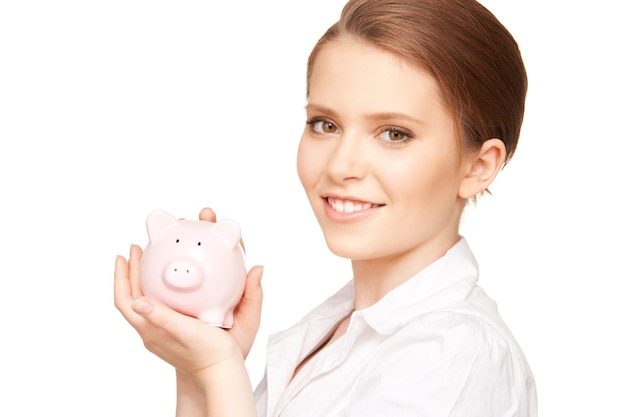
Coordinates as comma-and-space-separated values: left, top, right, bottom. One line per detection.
1, 1, 624, 415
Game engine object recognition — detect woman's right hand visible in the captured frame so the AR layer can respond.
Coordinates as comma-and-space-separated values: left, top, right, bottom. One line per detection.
114, 207, 263, 415
114, 244, 243, 376
114, 207, 263, 368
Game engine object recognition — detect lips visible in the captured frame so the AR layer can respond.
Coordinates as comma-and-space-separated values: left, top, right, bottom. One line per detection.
326, 197, 382, 213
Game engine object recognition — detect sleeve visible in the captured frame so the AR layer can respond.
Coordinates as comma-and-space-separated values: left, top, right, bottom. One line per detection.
339, 312, 536, 417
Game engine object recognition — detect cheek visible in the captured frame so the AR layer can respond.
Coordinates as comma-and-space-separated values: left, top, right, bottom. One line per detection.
381, 153, 459, 202
296, 140, 310, 188
296, 137, 316, 190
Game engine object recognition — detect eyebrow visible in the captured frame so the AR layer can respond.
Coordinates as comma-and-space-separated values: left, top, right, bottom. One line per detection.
365, 112, 424, 126
305, 104, 338, 118
305, 104, 424, 126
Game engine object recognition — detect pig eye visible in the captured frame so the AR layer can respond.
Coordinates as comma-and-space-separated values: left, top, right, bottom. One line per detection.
197, 241, 202, 246
175, 239, 180, 243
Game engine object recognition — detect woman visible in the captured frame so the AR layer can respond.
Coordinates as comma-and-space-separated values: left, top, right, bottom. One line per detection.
115, 0, 537, 415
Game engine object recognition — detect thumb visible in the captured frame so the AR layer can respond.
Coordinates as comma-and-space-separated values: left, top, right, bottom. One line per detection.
131, 297, 174, 330
131, 297, 154, 315
238, 265, 263, 319
231, 265, 264, 351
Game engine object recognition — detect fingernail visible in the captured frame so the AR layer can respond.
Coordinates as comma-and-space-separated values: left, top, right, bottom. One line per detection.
132, 298, 153, 315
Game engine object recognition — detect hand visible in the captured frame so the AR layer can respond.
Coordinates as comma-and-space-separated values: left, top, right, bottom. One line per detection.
114, 207, 262, 416
114, 245, 241, 376
114, 208, 263, 372
114, 245, 259, 416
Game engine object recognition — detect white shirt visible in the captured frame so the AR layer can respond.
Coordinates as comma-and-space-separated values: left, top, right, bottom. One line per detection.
254, 238, 537, 417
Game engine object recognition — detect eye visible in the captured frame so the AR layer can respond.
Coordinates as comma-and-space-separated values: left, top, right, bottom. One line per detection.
175, 239, 180, 243
197, 241, 202, 246
378, 127, 414, 145
306, 118, 339, 134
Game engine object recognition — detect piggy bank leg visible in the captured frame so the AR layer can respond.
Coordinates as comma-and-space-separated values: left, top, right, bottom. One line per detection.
199, 310, 234, 329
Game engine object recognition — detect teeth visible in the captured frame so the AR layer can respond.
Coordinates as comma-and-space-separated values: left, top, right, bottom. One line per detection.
328, 198, 374, 213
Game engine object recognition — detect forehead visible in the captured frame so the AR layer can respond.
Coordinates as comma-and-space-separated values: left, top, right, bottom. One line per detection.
308, 38, 446, 116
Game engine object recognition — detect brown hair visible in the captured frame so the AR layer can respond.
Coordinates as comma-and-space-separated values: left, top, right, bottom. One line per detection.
306, 0, 527, 164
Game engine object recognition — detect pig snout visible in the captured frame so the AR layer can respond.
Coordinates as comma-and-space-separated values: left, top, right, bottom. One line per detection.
162, 257, 204, 291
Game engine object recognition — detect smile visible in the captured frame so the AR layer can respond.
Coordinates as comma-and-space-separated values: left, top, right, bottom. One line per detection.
326, 197, 382, 213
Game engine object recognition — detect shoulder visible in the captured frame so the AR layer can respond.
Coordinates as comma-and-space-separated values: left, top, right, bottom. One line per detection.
374, 310, 532, 379
348, 311, 536, 416
369, 311, 511, 366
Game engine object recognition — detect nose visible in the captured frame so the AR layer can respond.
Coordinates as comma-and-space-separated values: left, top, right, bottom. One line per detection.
162, 257, 204, 291
325, 132, 367, 183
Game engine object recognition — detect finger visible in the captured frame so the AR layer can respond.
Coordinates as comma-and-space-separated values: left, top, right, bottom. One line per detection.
113, 255, 132, 313
199, 207, 216, 222
114, 255, 143, 328
131, 296, 187, 342
234, 265, 264, 329
229, 265, 263, 358
128, 244, 144, 298
243, 265, 263, 305
131, 296, 239, 373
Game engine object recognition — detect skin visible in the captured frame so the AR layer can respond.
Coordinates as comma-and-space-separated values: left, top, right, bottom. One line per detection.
114, 208, 263, 417
114, 36, 505, 417
297, 37, 506, 310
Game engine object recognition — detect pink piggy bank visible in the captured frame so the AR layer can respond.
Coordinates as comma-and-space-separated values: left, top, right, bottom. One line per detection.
140, 210, 247, 328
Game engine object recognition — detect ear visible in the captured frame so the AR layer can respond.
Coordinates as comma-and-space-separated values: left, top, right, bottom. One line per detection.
145, 210, 178, 242
458, 139, 507, 199
210, 219, 242, 251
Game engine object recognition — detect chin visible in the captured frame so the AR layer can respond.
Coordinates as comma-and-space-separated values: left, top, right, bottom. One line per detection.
323, 235, 377, 261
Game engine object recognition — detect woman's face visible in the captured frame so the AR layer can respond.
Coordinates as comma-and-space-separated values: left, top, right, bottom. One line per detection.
297, 38, 469, 264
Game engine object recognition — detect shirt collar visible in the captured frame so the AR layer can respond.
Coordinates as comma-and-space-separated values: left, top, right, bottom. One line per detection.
266, 237, 479, 357
358, 237, 479, 334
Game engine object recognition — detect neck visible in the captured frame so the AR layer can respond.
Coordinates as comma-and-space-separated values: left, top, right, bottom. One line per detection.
350, 233, 461, 310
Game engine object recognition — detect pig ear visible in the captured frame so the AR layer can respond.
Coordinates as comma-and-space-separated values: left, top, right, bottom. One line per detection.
210, 219, 242, 250
146, 210, 178, 242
